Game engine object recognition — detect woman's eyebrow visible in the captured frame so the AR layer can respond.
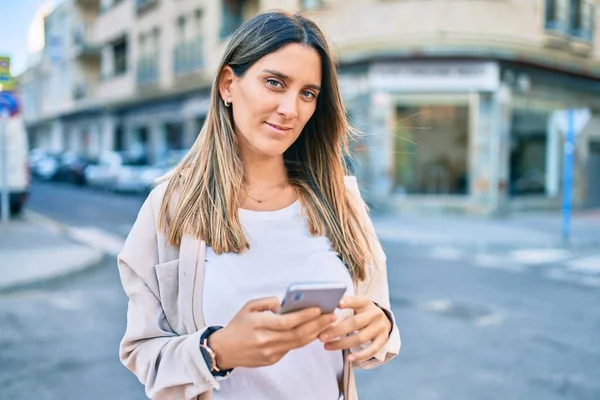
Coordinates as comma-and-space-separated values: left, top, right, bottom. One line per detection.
262, 69, 321, 91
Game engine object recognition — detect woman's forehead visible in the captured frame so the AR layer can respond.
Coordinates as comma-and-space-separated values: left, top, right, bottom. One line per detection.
250, 44, 322, 85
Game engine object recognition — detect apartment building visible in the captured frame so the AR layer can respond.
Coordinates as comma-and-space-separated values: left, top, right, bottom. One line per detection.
19, 0, 600, 214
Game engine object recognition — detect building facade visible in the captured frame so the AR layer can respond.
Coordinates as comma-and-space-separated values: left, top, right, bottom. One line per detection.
19, 0, 600, 214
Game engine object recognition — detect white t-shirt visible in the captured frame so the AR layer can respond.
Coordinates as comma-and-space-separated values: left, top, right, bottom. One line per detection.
202, 200, 354, 400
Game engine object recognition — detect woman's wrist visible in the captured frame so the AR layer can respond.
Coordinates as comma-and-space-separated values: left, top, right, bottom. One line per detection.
207, 328, 236, 370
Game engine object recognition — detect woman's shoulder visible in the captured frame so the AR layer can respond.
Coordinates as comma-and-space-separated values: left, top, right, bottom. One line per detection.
343, 175, 359, 192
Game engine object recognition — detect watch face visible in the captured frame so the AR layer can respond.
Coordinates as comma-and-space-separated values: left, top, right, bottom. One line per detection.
199, 345, 214, 371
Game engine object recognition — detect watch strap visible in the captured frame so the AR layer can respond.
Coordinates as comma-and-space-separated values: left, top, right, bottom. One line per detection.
199, 326, 233, 377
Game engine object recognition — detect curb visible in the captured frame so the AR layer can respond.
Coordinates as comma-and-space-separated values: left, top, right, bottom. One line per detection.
0, 211, 112, 294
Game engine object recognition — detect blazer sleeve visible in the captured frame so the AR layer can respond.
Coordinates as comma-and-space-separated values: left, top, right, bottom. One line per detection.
117, 191, 220, 399
344, 176, 401, 370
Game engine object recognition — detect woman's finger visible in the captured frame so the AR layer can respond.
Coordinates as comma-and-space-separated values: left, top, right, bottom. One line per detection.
319, 311, 373, 342
323, 322, 380, 351
338, 295, 372, 312
347, 333, 389, 363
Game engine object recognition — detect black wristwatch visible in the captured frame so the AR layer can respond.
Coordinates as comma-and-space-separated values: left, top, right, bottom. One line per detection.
199, 326, 233, 378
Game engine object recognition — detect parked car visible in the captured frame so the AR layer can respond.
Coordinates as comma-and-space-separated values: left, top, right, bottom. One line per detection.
84, 151, 147, 191
138, 150, 188, 193
29, 149, 61, 181
1, 115, 30, 215
54, 151, 97, 185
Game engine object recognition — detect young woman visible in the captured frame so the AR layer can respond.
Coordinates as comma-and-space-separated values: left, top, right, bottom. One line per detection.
118, 10, 400, 400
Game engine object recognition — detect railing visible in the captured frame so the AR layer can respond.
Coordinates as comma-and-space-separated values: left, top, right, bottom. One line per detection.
136, 54, 159, 86
173, 38, 204, 75
72, 25, 100, 58
72, 83, 88, 100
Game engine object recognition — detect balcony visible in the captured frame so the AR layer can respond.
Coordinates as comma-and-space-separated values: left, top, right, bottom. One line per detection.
72, 25, 101, 61
136, 54, 159, 86
136, 0, 159, 15
173, 38, 204, 75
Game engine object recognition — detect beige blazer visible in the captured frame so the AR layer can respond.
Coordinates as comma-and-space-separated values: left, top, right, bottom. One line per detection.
117, 176, 401, 400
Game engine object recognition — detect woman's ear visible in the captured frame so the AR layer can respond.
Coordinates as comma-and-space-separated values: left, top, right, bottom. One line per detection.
218, 66, 235, 104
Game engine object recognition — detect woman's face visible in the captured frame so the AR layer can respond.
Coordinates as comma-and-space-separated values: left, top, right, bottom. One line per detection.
220, 43, 322, 158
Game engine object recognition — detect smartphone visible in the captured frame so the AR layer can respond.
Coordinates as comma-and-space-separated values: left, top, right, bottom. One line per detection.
279, 282, 347, 315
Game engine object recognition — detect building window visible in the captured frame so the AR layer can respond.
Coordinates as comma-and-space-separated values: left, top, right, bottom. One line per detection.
570, 0, 595, 42
393, 104, 470, 195
137, 29, 159, 85
220, 0, 258, 38
545, 0, 570, 33
113, 37, 128, 76
301, 0, 323, 11
174, 11, 204, 75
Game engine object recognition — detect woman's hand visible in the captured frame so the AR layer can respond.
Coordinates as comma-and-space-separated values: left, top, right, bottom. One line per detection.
208, 297, 336, 370
318, 295, 392, 363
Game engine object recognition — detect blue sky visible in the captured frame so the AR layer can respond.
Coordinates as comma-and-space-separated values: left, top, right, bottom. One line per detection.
0, 0, 59, 76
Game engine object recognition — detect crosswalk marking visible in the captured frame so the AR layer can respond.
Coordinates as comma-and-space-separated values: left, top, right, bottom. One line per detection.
509, 249, 571, 265
566, 256, 600, 275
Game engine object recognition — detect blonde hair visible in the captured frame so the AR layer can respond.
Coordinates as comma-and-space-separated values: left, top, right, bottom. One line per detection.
159, 11, 372, 281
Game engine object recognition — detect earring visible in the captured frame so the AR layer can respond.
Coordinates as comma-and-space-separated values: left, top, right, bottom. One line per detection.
223, 98, 231, 107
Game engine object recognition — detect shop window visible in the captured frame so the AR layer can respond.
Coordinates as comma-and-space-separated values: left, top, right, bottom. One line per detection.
393, 105, 469, 195
509, 111, 549, 196
166, 123, 185, 150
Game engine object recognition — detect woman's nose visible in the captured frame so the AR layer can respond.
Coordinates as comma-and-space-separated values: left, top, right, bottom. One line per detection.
276, 93, 299, 119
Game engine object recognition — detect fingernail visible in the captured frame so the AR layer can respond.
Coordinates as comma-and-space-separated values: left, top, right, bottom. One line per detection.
347, 355, 354, 362
320, 334, 328, 342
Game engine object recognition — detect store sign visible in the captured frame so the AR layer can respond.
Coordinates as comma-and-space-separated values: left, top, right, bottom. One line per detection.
369, 61, 500, 92
0, 56, 15, 92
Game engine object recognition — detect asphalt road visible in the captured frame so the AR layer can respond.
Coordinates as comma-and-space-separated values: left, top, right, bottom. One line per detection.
1, 181, 599, 400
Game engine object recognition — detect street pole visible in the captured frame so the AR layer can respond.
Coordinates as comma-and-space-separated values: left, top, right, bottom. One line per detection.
561, 109, 575, 244
0, 109, 9, 225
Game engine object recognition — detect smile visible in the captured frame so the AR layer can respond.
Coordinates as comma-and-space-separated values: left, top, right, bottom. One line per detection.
265, 122, 292, 135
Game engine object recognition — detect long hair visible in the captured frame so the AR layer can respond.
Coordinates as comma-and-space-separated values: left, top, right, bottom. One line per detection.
158, 10, 372, 281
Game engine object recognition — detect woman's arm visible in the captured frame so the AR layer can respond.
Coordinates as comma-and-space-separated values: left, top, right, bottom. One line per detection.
117, 192, 219, 399
343, 176, 401, 369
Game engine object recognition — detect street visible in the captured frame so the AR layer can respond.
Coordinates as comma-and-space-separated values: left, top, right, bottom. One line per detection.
1, 181, 599, 400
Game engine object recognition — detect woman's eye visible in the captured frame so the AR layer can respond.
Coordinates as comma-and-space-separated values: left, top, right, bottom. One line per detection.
266, 79, 282, 88
301, 90, 316, 99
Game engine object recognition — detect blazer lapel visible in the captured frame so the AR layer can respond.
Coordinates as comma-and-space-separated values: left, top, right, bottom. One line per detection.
179, 235, 204, 334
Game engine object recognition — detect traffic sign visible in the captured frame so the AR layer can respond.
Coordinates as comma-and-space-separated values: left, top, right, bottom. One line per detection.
0, 91, 19, 116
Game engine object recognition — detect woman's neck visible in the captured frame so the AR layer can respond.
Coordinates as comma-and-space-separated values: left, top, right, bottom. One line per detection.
242, 153, 288, 187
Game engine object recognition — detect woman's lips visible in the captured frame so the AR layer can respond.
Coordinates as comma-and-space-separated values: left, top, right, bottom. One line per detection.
265, 122, 292, 135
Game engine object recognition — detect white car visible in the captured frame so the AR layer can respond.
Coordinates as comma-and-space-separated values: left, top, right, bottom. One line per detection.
0, 115, 30, 214
84, 151, 148, 192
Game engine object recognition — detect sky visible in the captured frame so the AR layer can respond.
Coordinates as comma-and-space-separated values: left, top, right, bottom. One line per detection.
0, 0, 62, 76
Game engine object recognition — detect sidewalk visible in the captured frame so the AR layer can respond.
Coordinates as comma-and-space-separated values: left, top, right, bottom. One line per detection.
372, 209, 600, 251
0, 217, 104, 292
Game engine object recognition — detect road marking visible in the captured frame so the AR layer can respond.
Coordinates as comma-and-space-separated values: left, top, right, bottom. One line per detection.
24, 210, 125, 257
70, 227, 125, 257
430, 246, 464, 261
545, 268, 600, 288
473, 254, 524, 272
424, 299, 454, 312
566, 256, 600, 275
509, 249, 571, 265
475, 313, 504, 327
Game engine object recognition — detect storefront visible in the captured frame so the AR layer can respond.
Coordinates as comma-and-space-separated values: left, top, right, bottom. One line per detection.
340, 60, 503, 214
340, 60, 600, 214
